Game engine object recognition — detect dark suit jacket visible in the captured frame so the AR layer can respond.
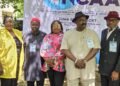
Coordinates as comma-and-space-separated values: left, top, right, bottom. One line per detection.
99, 27, 120, 76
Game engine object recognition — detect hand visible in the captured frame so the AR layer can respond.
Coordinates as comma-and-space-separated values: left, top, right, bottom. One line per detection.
46, 59, 54, 67
111, 71, 119, 81
75, 59, 86, 69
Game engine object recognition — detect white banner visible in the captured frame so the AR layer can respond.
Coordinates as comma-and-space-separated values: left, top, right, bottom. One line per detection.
23, 0, 120, 64
23, 0, 120, 36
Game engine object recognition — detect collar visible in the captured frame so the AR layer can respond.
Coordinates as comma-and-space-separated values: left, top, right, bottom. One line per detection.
32, 30, 40, 36
107, 27, 117, 32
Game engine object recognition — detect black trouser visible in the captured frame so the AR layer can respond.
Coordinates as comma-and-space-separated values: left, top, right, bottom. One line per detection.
27, 72, 46, 86
27, 81, 44, 86
101, 75, 120, 86
47, 68, 65, 86
0, 78, 17, 86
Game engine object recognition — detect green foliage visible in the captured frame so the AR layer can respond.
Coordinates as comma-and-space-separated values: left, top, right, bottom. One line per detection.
14, 19, 23, 31
0, 0, 24, 18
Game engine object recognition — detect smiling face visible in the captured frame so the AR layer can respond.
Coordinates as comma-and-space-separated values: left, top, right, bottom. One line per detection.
75, 16, 88, 31
4, 16, 14, 31
106, 18, 119, 29
31, 21, 40, 33
51, 21, 63, 34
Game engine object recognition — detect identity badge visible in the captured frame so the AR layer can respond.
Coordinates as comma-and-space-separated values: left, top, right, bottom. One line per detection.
29, 43, 36, 52
109, 41, 117, 52
86, 39, 94, 48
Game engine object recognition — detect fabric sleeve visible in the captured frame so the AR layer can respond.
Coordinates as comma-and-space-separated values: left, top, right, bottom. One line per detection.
115, 56, 120, 72
115, 30, 120, 72
0, 34, 5, 61
92, 30, 101, 49
60, 32, 69, 50
54, 50, 65, 60
40, 35, 50, 60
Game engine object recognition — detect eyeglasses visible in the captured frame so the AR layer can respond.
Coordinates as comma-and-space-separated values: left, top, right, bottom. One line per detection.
106, 19, 118, 22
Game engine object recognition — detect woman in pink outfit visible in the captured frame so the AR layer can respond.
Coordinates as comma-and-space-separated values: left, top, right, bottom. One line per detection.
40, 20, 65, 86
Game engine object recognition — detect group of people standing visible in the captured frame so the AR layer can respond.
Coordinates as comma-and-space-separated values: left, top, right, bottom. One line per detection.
0, 10, 120, 86
0, 16, 65, 86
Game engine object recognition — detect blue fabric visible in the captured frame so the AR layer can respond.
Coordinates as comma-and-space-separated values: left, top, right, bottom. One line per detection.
96, 52, 100, 64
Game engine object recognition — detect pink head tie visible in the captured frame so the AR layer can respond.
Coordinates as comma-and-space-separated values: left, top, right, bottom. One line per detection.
31, 17, 40, 23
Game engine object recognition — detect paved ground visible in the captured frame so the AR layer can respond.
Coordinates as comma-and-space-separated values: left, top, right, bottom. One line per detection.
17, 71, 101, 86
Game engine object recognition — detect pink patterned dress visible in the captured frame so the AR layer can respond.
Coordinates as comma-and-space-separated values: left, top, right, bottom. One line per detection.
40, 33, 65, 72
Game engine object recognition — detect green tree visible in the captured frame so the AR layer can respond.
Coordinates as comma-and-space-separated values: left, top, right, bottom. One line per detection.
0, 0, 24, 18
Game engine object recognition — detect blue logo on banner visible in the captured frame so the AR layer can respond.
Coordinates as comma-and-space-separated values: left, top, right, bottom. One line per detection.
44, 0, 77, 10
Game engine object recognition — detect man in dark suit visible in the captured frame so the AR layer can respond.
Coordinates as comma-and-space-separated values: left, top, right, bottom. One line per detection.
99, 11, 120, 86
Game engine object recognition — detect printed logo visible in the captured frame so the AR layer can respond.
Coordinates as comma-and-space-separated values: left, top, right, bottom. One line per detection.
44, 0, 76, 10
